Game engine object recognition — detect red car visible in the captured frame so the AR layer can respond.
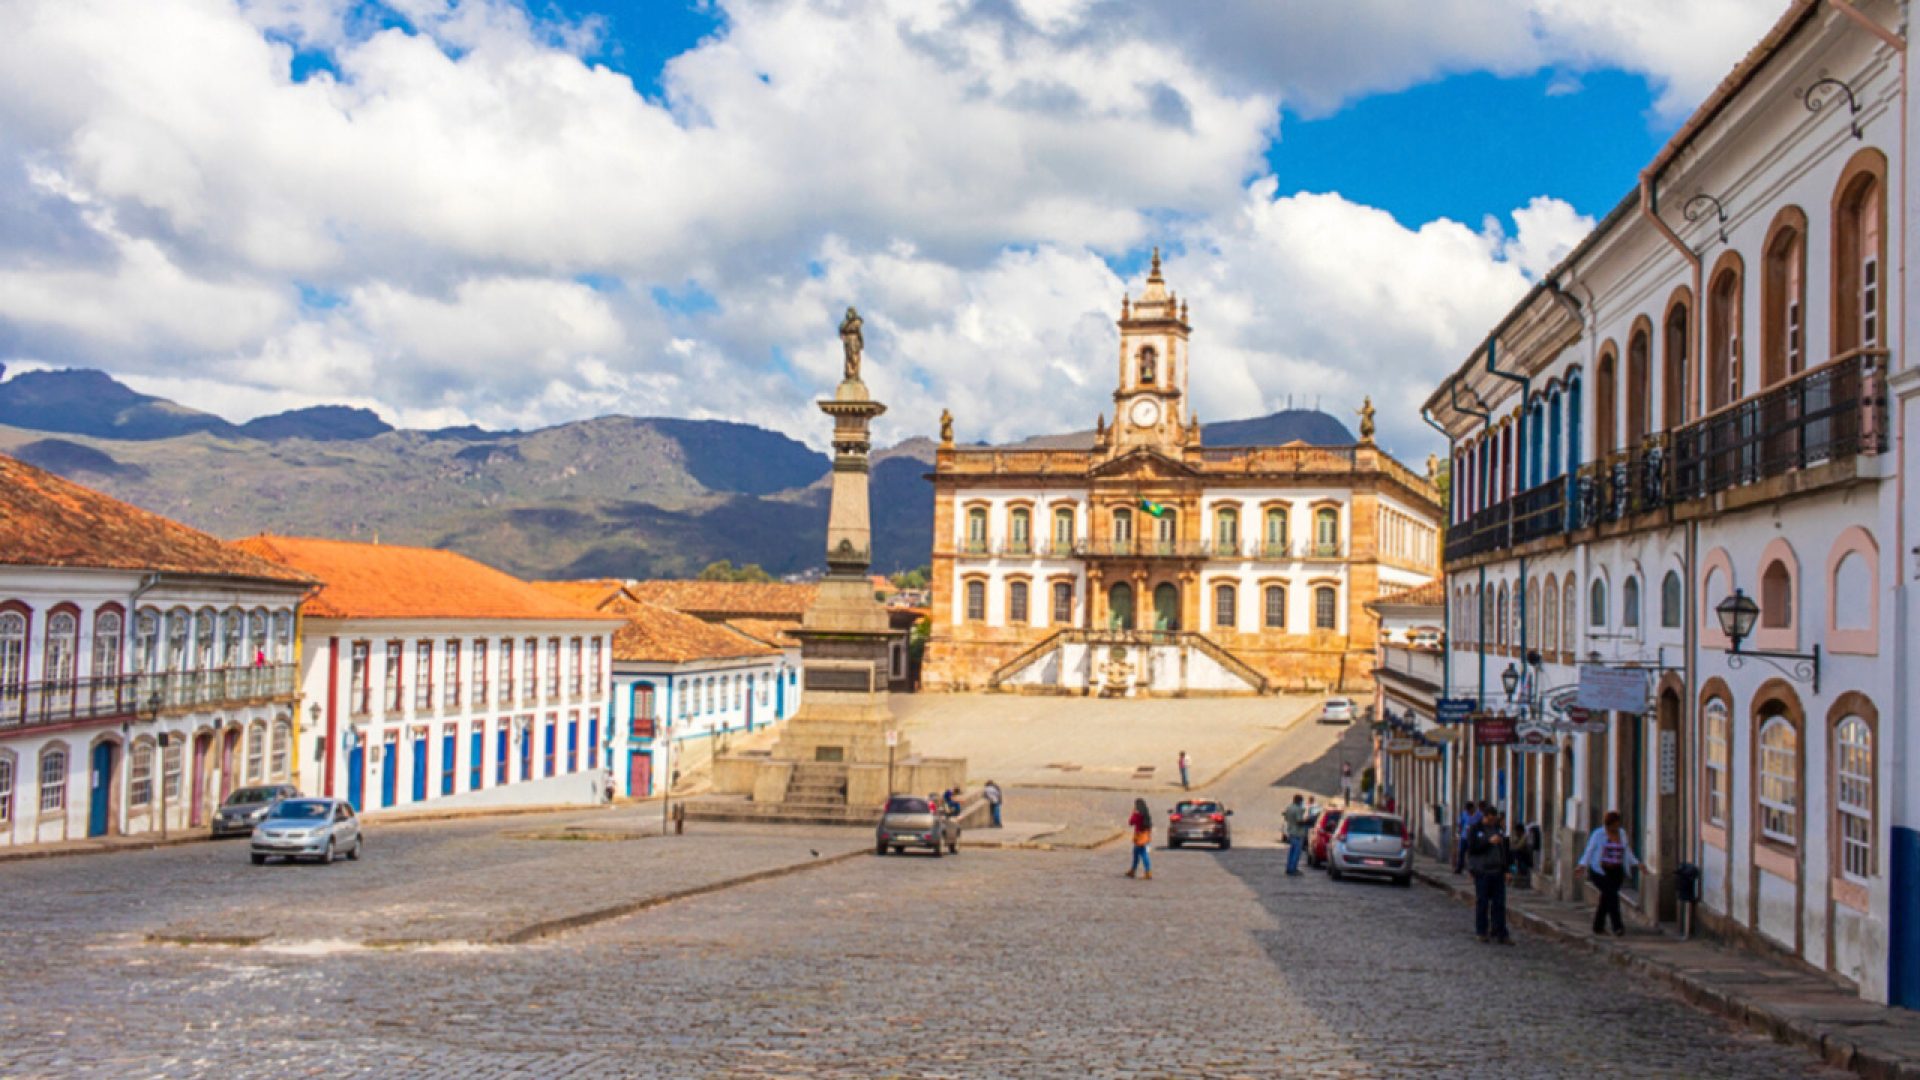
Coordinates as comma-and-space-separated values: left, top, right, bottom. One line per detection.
1307, 807, 1345, 868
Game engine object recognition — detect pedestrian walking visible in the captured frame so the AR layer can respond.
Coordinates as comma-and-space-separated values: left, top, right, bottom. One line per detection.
1283, 794, 1309, 876
1177, 751, 1190, 790
1126, 798, 1153, 879
1454, 800, 1483, 874
1578, 811, 1640, 936
984, 780, 1003, 828
1467, 807, 1512, 943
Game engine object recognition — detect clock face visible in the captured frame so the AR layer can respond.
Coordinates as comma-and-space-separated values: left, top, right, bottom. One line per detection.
1129, 397, 1161, 428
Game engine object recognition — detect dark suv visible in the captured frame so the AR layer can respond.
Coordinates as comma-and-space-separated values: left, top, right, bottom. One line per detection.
212, 784, 300, 838
1167, 799, 1232, 849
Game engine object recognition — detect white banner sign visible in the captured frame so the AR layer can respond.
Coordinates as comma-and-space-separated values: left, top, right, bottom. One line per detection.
1578, 665, 1649, 714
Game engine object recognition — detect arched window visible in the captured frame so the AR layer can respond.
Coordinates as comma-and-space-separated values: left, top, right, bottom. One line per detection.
1704, 697, 1730, 826
965, 580, 986, 622
1834, 155, 1887, 353
1314, 586, 1337, 631
1660, 571, 1682, 629
1663, 300, 1691, 427
0, 612, 25, 703
130, 742, 154, 808
1214, 584, 1237, 630
1313, 507, 1339, 557
1542, 577, 1559, 654
1561, 578, 1576, 652
1108, 582, 1135, 630
1762, 209, 1807, 384
1627, 325, 1652, 444
1111, 507, 1134, 549
248, 608, 269, 665
1596, 348, 1618, 457
45, 611, 77, 687
1008, 507, 1031, 555
1052, 506, 1075, 554
1761, 560, 1792, 629
1566, 371, 1584, 473
1263, 507, 1289, 557
1622, 576, 1641, 629
1008, 580, 1029, 624
1138, 345, 1157, 385
221, 608, 243, 668
0, 755, 12, 825
1527, 399, 1544, 488
93, 610, 123, 679
1706, 264, 1741, 411
271, 718, 291, 779
1835, 714, 1874, 882
1589, 578, 1608, 628
246, 720, 266, 782
273, 610, 293, 662
1264, 585, 1286, 629
1214, 507, 1240, 555
1548, 390, 1564, 478
965, 507, 988, 553
167, 608, 191, 671
1757, 709, 1798, 845
39, 746, 67, 812
1495, 584, 1509, 649
1051, 581, 1073, 625
193, 609, 215, 670
1526, 580, 1540, 645
1154, 510, 1178, 552
134, 609, 159, 674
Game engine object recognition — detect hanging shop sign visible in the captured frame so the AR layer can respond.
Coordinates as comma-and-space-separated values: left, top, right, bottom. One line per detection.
1551, 705, 1610, 736
1413, 746, 1442, 762
1512, 722, 1558, 754
1385, 737, 1416, 754
1472, 714, 1518, 746
1578, 665, 1649, 714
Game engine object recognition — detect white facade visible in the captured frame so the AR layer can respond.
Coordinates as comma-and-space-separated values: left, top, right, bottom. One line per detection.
0, 565, 303, 846
1428, 0, 1913, 1005
301, 620, 615, 814
609, 652, 800, 799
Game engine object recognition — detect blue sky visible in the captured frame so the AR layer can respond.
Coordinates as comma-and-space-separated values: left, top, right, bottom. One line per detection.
0, 0, 1781, 453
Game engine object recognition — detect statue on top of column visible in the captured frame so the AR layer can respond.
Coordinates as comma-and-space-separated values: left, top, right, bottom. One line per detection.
840, 306, 864, 381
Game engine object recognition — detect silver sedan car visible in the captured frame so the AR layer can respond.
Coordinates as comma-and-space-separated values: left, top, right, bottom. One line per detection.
1326, 813, 1413, 886
250, 797, 362, 865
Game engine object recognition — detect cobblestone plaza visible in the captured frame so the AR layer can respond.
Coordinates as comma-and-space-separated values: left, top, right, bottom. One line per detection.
0, 715, 1842, 1079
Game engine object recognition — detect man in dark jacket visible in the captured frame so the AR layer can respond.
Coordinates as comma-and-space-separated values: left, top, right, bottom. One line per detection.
1466, 807, 1513, 944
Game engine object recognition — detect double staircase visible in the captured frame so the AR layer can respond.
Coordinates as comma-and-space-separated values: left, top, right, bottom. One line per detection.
986, 628, 1269, 695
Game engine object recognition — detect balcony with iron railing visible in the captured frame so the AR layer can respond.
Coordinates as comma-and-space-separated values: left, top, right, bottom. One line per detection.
0, 664, 297, 733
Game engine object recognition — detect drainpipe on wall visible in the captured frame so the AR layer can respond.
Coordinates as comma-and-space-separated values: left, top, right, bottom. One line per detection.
1485, 337, 1532, 818
1638, 171, 1705, 418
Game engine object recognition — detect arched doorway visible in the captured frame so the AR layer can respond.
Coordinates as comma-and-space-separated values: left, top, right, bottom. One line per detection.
190, 731, 213, 826
1108, 583, 1135, 630
219, 726, 241, 802
87, 739, 118, 837
1153, 583, 1180, 631
1655, 686, 1683, 922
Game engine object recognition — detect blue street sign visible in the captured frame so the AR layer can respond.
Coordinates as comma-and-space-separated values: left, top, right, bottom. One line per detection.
1436, 697, 1475, 725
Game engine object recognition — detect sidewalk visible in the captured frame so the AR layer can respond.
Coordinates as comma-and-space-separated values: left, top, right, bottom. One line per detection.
1413, 855, 1920, 1079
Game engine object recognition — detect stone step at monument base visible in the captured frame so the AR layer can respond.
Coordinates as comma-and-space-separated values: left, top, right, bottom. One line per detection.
679, 793, 882, 827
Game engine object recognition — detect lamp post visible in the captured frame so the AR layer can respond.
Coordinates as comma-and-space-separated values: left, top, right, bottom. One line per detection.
1715, 588, 1820, 692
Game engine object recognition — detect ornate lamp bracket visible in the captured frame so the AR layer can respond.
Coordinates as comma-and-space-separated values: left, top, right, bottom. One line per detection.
1803, 76, 1863, 139
1725, 642, 1821, 695
1683, 193, 1729, 245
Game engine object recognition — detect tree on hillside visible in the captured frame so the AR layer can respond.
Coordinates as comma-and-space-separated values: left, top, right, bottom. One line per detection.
698, 559, 773, 583
891, 565, 930, 590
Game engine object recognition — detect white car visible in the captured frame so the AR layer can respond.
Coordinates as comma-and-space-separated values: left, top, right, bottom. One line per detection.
250, 797, 363, 865
1319, 698, 1356, 725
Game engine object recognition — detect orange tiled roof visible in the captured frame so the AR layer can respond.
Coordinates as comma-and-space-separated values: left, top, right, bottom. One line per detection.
1376, 579, 1445, 608
0, 453, 313, 585
626, 580, 817, 619
531, 579, 643, 613
614, 602, 780, 664
724, 617, 803, 649
235, 536, 624, 622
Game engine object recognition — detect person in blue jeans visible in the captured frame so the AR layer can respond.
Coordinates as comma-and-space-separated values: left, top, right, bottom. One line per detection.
1283, 793, 1308, 875
984, 780, 1003, 828
1126, 798, 1153, 879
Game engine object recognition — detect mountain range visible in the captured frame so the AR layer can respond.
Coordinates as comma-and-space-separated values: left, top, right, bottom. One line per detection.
0, 366, 1352, 580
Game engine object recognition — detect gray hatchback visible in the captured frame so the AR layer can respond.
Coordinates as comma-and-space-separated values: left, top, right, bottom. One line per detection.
250, 797, 362, 865
875, 795, 960, 857
1326, 812, 1412, 886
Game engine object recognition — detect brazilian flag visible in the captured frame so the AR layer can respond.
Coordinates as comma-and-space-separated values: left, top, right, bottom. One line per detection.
1140, 499, 1171, 518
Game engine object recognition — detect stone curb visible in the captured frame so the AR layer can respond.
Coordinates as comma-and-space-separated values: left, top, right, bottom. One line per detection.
1412, 865, 1920, 1080
0, 832, 214, 864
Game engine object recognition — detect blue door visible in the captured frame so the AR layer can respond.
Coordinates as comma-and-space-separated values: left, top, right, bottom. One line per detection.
380, 741, 398, 808
441, 731, 455, 796
543, 723, 556, 778
470, 730, 484, 790
496, 728, 509, 785
567, 720, 578, 773
87, 742, 115, 837
776, 674, 785, 719
348, 744, 364, 811
412, 735, 428, 802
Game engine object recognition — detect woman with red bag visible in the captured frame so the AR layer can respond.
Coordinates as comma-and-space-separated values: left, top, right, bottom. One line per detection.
1125, 798, 1153, 880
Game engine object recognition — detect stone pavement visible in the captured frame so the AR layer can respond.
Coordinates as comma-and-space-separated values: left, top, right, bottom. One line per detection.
1414, 856, 1920, 1080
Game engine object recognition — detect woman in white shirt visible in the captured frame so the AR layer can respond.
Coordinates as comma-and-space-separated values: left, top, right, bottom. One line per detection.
1577, 810, 1640, 936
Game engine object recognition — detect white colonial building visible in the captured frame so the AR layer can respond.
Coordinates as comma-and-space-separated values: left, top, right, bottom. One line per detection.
0, 454, 311, 846
1425, 0, 1915, 1005
237, 537, 621, 814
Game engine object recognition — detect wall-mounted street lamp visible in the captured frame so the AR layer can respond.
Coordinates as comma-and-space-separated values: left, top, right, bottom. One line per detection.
1716, 588, 1820, 692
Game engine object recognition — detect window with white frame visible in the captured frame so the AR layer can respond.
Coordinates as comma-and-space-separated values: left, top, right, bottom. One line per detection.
271, 718, 290, 779
134, 609, 159, 673
272, 610, 293, 662
168, 608, 191, 671
1834, 716, 1873, 882
246, 720, 266, 782
415, 641, 433, 709
221, 608, 243, 667
45, 611, 77, 687
523, 639, 538, 701
473, 639, 489, 704
1757, 711, 1798, 846
39, 748, 67, 812
1562, 579, 1576, 650
1704, 698, 1729, 827
162, 741, 182, 802
0, 612, 24, 697
130, 742, 154, 807
248, 608, 268, 664
385, 641, 404, 711
0, 755, 12, 823
350, 642, 370, 715
93, 610, 123, 679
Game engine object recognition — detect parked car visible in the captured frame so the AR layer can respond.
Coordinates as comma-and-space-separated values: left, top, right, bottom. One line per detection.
211, 784, 300, 838
1307, 807, 1345, 867
1167, 799, 1232, 849
250, 797, 362, 865
1327, 813, 1412, 886
1318, 698, 1356, 724
875, 795, 960, 857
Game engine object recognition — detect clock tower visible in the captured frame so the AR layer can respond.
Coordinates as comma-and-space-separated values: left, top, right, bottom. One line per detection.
1110, 248, 1192, 450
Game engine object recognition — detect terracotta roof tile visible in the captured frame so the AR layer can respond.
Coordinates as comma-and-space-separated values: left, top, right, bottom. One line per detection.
0, 453, 312, 585
614, 602, 780, 664
626, 580, 818, 619
723, 617, 803, 649
531, 579, 642, 612
234, 536, 624, 622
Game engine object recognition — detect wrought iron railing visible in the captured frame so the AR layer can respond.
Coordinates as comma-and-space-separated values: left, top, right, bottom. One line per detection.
0, 664, 297, 732
1510, 477, 1568, 545
1672, 349, 1887, 501
1443, 500, 1511, 564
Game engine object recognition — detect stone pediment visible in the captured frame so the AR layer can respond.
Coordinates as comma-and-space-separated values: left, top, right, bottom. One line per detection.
1088, 446, 1198, 480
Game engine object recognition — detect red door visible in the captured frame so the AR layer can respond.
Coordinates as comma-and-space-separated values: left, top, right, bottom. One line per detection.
628, 751, 652, 799
190, 733, 211, 825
